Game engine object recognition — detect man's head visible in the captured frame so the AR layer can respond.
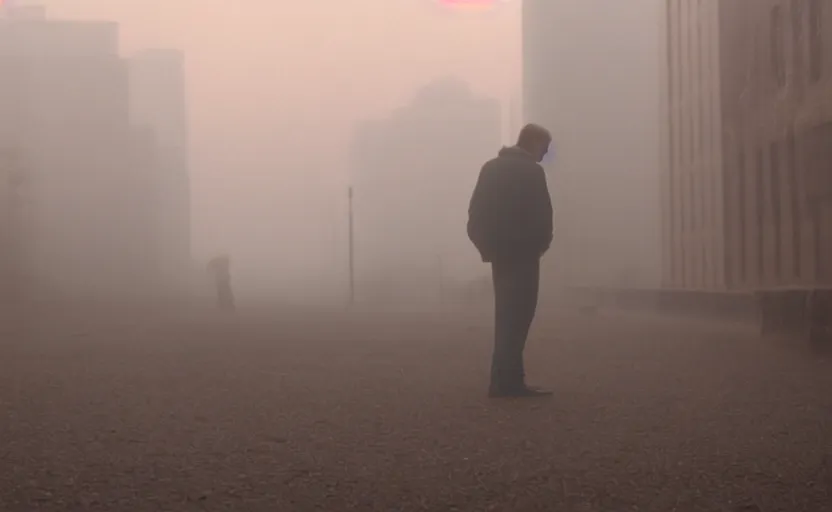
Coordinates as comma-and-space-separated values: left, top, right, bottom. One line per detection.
516, 123, 552, 163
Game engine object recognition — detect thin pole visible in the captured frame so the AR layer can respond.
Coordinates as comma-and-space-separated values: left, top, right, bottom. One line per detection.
348, 186, 355, 305
436, 254, 444, 307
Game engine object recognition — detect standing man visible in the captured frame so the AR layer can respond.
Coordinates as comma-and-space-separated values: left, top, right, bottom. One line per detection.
207, 255, 235, 312
467, 124, 554, 398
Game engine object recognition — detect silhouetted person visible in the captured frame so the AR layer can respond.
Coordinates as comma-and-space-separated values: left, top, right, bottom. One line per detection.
207, 255, 235, 312
467, 124, 554, 398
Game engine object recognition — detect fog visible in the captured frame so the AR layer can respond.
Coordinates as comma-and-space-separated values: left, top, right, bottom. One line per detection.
1, 0, 664, 306
524, 0, 663, 291
7, 4, 832, 509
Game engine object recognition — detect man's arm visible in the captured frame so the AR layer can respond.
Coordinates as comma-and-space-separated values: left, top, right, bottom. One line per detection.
530, 166, 554, 254
467, 166, 497, 261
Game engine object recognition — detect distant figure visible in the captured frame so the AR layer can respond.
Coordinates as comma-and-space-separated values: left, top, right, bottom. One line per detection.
467, 124, 554, 398
207, 255, 235, 312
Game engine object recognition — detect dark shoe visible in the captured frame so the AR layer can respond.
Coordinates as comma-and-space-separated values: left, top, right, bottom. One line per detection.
488, 385, 553, 398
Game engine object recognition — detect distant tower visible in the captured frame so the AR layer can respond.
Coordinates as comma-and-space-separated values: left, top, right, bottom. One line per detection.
1, 1, 47, 20
506, 93, 521, 143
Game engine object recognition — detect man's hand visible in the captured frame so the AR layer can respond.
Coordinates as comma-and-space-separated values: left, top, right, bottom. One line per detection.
540, 233, 553, 256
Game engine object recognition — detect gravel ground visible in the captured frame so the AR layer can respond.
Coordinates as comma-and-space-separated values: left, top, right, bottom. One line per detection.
1, 304, 831, 512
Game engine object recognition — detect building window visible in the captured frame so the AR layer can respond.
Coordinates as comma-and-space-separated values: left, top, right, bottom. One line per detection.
667, 0, 675, 109
770, 142, 783, 280
683, 173, 690, 232
808, 0, 823, 82
755, 149, 765, 281
805, 123, 832, 281
786, 130, 801, 278
791, 0, 804, 80
698, 5, 706, 159
674, 0, 682, 108
695, 174, 702, 230
737, 147, 747, 284
680, 173, 686, 233
700, 98, 707, 164
667, 1, 676, 172
688, 1, 696, 164
772, 5, 787, 87
689, 174, 696, 231
689, 111, 696, 165
668, 119, 675, 174
806, 124, 832, 201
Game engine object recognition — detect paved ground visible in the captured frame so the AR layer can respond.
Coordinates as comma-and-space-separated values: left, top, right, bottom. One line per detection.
2, 304, 832, 511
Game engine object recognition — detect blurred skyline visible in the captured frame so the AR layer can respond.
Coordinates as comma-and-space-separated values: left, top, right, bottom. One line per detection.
42, 0, 521, 280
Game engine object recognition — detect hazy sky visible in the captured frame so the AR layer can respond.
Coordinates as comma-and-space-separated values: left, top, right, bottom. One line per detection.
43, 0, 520, 278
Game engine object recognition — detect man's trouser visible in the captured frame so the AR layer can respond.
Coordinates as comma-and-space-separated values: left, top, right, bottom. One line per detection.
217, 282, 235, 311
490, 256, 540, 392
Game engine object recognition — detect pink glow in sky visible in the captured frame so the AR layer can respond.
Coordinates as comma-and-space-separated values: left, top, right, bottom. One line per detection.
438, 0, 508, 3
437, 0, 513, 10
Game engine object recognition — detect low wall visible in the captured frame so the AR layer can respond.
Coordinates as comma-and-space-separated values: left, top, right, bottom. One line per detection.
565, 286, 832, 345
565, 287, 758, 323
754, 288, 832, 345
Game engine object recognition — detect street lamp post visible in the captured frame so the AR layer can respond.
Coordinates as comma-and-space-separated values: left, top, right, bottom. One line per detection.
348, 186, 355, 305
1, 148, 26, 323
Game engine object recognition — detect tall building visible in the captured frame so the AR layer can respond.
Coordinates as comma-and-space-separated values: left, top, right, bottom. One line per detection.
129, 49, 191, 282
0, 8, 173, 299
0, 2, 118, 60
522, 0, 663, 290
661, 0, 726, 289
351, 78, 501, 303
662, 0, 832, 290
0, 149, 22, 307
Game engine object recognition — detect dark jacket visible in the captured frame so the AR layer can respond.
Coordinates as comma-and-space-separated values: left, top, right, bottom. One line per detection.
467, 146, 553, 263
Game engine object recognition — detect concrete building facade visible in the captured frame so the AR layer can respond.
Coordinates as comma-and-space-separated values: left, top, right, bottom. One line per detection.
661, 0, 725, 289
663, 0, 832, 291
129, 49, 192, 283
522, 0, 663, 290
0, 8, 185, 299
0, 13, 131, 297
0, 149, 22, 307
